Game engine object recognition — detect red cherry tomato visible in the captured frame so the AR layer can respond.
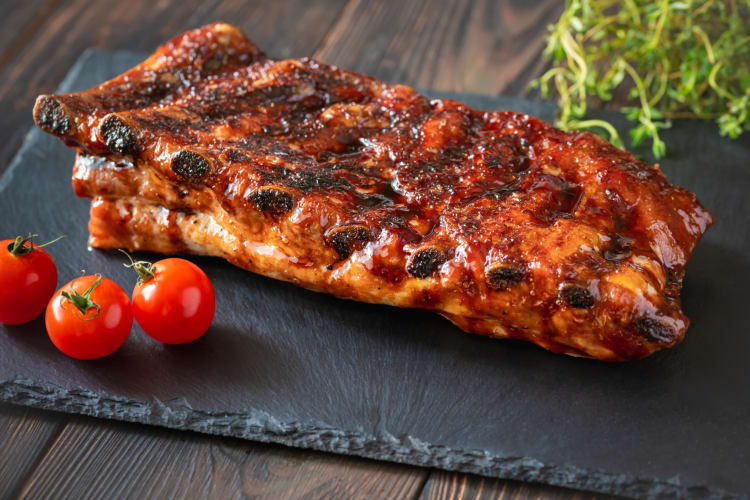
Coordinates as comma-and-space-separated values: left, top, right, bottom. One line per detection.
46, 275, 133, 359
0, 235, 59, 325
128, 257, 215, 344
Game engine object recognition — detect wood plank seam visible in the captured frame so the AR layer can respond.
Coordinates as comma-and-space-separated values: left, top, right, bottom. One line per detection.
8, 415, 68, 500
411, 468, 433, 499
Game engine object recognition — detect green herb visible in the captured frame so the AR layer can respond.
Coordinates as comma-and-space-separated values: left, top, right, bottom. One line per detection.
533, 0, 750, 158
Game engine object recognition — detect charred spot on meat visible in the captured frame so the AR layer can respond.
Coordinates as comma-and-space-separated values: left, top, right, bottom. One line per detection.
604, 234, 634, 262
407, 247, 446, 278
485, 265, 525, 291
171, 151, 210, 181
328, 225, 370, 259
249, 188, 294, 214
634, 317, 678, 345
561, 286, 595, 309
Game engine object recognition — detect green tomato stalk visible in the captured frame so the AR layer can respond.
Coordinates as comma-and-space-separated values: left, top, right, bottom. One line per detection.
7, 233, 65, 256
61, 275, 103, 320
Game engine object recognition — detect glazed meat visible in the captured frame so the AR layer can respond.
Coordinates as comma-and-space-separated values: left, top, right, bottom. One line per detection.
33, 23, 712, 361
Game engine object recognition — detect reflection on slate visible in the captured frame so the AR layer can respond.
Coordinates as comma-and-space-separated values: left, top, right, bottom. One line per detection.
1, 50, 749, 499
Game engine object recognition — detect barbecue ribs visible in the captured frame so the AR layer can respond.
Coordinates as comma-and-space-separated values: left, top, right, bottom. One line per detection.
33, 23, 713, 361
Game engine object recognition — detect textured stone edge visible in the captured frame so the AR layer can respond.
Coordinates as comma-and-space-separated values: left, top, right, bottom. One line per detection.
1, 378, 740, 499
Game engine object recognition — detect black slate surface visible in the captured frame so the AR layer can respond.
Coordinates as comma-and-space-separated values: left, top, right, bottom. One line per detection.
1, 50, 749, 499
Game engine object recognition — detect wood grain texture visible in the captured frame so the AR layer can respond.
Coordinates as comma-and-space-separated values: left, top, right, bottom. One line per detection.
16, 416, 427, 500
420, 471, 617, 500
0, 0, 349, 174
0, 404, 66, 500
315, 0, 562, 95
0, 0, 62, 72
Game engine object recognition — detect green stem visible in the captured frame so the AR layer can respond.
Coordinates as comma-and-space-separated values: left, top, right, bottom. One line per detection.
646, 0, 670, 51
620, 59, 652, 120
119, 249, 155, 284
648, 61, 670, 108
694, 0, 717, 17
7, 234, 65, 256
707, 62, 736, 101
567, 119, 624, 148
61, 275, 103, 320
692, 25, 716, 63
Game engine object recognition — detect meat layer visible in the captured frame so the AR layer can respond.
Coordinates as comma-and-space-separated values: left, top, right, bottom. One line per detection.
35, 23, 713, 360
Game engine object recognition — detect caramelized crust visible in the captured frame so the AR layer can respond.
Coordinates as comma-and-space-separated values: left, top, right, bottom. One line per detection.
37, 23, 713, 360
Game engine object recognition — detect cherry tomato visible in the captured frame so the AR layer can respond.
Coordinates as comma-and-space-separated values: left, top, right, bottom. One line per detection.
127, 256, 215, 344
0, 235, 60, 325
46, 275, 133, 359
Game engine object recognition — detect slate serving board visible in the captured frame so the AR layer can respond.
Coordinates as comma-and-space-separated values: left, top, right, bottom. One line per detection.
1, 50, 748, 499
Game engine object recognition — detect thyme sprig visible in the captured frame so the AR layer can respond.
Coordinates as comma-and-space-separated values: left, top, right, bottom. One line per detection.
533, 0, 750, 158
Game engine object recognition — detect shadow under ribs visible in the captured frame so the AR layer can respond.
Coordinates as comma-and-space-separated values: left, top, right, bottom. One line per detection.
35, 23, 713, 361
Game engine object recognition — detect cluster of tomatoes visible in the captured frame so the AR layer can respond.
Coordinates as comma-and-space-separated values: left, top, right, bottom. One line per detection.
0, 234, 215, 359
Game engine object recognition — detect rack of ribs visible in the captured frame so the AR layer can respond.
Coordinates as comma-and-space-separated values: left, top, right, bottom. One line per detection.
33, 23, 713, 361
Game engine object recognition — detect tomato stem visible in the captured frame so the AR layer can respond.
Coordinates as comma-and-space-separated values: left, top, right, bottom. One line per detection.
119, 249, 155, 283
61, 275, 103, 320
7, 233, 66, 256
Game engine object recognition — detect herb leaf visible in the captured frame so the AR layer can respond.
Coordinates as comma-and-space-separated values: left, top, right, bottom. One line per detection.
533, 0, 750, 158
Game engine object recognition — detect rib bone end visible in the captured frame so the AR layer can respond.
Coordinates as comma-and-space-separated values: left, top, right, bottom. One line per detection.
171, 151, 210, 181
99, 115, 138, 155
33, 96, 72, 136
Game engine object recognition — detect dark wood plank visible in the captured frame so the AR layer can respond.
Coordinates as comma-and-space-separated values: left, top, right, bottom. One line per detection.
0, 0, 59, 69
16, 416, 428, 499
0, 0, 350, 174
420, 470, 617, 500
207, 0, 353, 60
315, 0, 563, 95
0, 403, 66, 499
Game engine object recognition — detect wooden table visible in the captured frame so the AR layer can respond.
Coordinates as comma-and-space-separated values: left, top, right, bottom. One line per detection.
0, 1, 611, 498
